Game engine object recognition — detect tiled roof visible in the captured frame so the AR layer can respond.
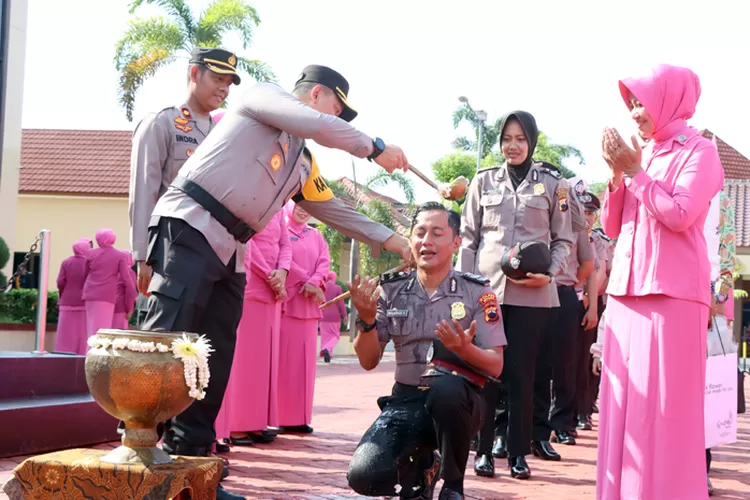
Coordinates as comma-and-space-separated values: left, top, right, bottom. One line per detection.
700, 129, 750, 180
726, 181, 750, 247
20, 129, 131, 195
333, 177, 411, 234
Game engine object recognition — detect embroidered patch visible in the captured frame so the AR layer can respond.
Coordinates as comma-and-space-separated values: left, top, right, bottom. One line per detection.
386, 309, 409, 318
478, 292, 500, 324
556, 188, 569, 212
174, 116, 189, 125
174, 123, 193, 133
270, 154, 282, 171
180, 106, 192, 119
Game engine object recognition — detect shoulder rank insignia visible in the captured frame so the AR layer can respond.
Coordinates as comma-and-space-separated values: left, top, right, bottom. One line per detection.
174, 123, 193, 133
593, 227, 611, 241
180, 106, 193, 120
459, 272, 490, 286
380, 270, 412, 284
539, 162, 562, 179
477, 165, 501, 173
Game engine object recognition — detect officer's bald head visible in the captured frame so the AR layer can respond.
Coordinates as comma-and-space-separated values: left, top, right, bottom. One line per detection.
411, 202, 461, 236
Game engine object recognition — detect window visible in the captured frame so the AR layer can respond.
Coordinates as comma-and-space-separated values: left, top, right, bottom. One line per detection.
11, 251, 40, 289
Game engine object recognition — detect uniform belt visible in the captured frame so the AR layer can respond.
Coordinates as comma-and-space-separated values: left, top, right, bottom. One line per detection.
172, 175, 256, 243
426, 360, 486, 389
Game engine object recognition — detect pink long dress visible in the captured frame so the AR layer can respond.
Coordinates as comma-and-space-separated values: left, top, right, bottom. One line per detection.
319, 271, 346, 357
113, 251, 138, 329
597, 65, 723, 500
55, 238, 92, 354
82, 229, 131, 338
277, 201, 330, 427
215, 211, 291, 440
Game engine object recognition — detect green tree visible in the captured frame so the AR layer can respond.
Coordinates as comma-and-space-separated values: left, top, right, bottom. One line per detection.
115, 0, 275, 121
0, 236, 9, 287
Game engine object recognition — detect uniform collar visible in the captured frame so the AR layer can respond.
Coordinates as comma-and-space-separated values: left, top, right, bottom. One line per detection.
401, 269, 461, 301
649, 124, 697, 157
496, 162, 540, 193
176, 102, 215, 132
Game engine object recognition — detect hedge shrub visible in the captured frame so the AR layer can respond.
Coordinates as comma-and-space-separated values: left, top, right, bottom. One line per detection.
0, 289, 59, 324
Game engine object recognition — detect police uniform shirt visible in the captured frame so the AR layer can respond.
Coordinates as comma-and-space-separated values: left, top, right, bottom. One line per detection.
557, 229, 597, 288
457, 162, 576, 308
151, 82, 393, 272
374, 270, 507, 387
129, 103, 214, 262
592, 230, 612, 295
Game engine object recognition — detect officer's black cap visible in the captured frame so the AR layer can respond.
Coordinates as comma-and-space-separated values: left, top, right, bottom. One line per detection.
295, 65, 357, 122
578, 191, 601, 211
189, 47, 241, 85
500, 241, 552, 281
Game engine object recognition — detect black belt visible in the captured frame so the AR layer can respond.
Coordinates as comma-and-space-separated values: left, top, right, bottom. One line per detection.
172, 175, 256, 243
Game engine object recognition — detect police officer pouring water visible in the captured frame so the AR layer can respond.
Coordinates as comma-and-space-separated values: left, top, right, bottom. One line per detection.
140, 65, 411, 500
346, 202, 506, 500
130, 47, 241, 293
458, 110, 577, 480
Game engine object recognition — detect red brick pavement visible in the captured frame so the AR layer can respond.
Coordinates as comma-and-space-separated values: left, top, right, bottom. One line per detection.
2, 354, 749, 499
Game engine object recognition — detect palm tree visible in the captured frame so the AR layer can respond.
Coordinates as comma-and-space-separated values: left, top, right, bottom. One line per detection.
115, 0, 275, 121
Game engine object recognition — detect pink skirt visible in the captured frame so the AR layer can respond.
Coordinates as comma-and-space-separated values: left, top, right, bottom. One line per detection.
112, 312, 129, 330
215, 299, 281, 440
319, 320, 341, 354
54, 306, 88, 355
85, 300, 115, 338
597, 295, 708, 500
277, 316, 318, 426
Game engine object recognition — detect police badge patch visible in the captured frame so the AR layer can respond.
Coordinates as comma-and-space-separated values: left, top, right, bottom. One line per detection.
451, 302, 466, 320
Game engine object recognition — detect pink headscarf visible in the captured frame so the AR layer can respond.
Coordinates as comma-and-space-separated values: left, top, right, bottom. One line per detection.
327, 271, 337, 282
72, 238, 91, 257
284, 200, 308, 233
619, 64, 701, 143
213, 110, 225, 124
95, 229, 116, 248
121, 250, 134, 267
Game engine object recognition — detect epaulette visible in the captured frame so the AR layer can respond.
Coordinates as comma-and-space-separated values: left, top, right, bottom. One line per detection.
540, 166, 562, 179
593, 227, 611, 241
459, 272, 491, 286
476, 165, 502, 173
156, 105, 177, 115
380, 269, 412, 284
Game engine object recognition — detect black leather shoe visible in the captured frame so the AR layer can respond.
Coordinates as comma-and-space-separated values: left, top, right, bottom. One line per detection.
438, 486, 464, 499
322, 349, 332, 363
228, 435, 254, 446
552, 430, 576, 445
569, 428, 578, 438
591, 403, 599, 414
216, 484, 246, 500
281, 425, 313, 434
474, 453, 495, 477
247, 430, 276, 444
508, 456, 531, 480
215, 441, 231, 453
491, 436, 508, 459
419, 451, 441, 500
577, 415, 593, 431
532, 440, 561, 461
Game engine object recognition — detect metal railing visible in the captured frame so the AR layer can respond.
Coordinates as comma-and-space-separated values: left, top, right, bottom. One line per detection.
2, 229, 51, 354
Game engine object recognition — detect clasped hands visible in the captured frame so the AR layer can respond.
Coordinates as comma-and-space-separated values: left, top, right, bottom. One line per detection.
602, 127, 643, 185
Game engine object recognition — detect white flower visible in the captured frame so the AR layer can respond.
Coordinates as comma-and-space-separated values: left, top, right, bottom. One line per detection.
112, 338, 129, 350
171, 334, 212, 401
156, 343, 169, 353
87, 336, 100, 348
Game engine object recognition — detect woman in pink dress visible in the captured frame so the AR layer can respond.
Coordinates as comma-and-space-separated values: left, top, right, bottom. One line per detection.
215, 210, 292, 446
277, 201, 330, 433
55, 238, 92, 354
319, 271, 347, 362
113, 251, 138, 329
82, 229, 131, 338
598, 64, 724, 500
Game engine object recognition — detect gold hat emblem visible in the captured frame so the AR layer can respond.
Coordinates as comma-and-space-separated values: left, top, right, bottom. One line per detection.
228, 55, 236, 66
451, 302, 466, 320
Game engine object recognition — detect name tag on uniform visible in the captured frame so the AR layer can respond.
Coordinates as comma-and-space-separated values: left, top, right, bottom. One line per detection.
387, 309, 409, 318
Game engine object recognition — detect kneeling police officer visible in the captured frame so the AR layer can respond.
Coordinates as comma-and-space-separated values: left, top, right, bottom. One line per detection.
346, 202, 507, 500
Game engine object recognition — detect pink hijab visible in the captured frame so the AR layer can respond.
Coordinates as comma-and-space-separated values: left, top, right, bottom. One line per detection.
213, 110, 225, 124
72, 238, 92, 257
619, 64, 701, 143
95, 229, 116, 248
327, 271, 337, 282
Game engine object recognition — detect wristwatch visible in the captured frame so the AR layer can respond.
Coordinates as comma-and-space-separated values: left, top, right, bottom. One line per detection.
367, 137, 386, 162
356, 318, 377, 332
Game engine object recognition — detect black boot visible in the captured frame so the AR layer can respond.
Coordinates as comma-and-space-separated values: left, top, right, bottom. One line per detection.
508, 456, 531, 480
280, 424, 313, 434
491, 436, 508, 459
438, 486, 464, 499
532, 440, 561, 461
576, 414, 593, 431
473, 453, 495, 477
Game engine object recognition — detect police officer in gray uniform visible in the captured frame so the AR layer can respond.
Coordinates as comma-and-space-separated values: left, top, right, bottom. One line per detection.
458, 111, 576, 480
347, 202, 506, 500
129, 47, 240, 294
141, 65, 411, 500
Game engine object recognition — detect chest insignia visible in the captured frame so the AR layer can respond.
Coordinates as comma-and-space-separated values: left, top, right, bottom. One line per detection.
186, 149, 193, 158
450, 302, 466, 320
533, 183, 545, 196
174, 123, 193, 133
174, 116, 189, 126
180, 106, 192, 120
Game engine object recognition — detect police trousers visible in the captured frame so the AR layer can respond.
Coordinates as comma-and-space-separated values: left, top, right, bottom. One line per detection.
479, 305, 552, 457
576, 295, 605, 418
142, 217, 245, 453
543, 285, 584, 435
347, 376, 481, 497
